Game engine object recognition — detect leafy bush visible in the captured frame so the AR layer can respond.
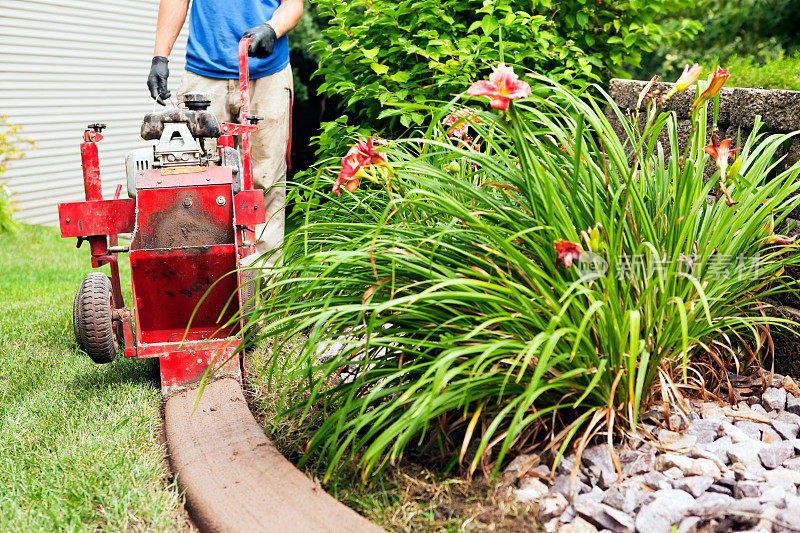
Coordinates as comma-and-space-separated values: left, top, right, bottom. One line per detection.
254, 71, 800, 481
724, 53, 800, 91
0, 116, 31, 235
313, 0, 697, 131
635, 0, 800, 81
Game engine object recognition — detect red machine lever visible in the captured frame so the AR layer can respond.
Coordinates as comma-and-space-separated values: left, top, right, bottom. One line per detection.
238, 38, 254, 191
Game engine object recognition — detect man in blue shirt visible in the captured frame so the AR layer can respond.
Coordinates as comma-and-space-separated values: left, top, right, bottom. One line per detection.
147, 0, 303, 272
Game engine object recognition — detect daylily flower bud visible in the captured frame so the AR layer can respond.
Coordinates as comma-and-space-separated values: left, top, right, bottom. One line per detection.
664, 63, 702, 100
692, 67, 729, 112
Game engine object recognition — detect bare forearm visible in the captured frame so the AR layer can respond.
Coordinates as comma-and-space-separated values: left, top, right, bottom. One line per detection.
153, 0, 190, 57
268, 0, 303, 38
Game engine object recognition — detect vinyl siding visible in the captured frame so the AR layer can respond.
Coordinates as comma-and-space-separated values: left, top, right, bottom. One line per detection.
0, 0, 189, 225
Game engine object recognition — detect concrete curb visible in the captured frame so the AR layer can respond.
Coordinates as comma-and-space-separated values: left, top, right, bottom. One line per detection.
164, 378, 384, 533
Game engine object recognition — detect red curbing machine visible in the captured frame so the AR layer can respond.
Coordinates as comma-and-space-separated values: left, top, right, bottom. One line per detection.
59, 39, 264, 395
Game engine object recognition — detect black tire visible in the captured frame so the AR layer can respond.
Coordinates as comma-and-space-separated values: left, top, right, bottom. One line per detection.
72, 278, 87, 351
76, 272, 117, 364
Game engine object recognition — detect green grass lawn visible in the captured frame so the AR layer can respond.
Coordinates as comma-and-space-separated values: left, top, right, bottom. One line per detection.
0, 225, 186, 531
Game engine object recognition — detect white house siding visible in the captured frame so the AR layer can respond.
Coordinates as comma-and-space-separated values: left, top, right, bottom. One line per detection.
0, 0, 189, 225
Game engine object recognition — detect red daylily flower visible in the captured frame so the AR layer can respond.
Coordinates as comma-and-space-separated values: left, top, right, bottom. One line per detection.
703, 134, 740, 176
555, 240, 582, 269
442, 108, 480, 137
692, 67, 729, 111
333, 137, 388, 197
665, 63, 702, 100
467, 63, 531, 111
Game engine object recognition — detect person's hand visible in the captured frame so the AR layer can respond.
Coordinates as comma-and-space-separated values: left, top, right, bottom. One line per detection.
147, 56, 170, 105
242, 23, 277, 58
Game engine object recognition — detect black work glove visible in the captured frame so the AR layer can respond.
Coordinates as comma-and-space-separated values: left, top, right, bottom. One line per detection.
242, 23, 277, 58
147, 56, 170, 105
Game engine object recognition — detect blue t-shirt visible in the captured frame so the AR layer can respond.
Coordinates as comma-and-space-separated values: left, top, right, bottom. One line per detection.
185, 0, 289, 79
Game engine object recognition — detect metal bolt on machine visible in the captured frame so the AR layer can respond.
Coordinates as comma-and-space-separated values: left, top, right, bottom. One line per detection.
59, 40, 265, 394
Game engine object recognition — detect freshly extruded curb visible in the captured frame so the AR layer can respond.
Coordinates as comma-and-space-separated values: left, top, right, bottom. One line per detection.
164, 378, 384, 533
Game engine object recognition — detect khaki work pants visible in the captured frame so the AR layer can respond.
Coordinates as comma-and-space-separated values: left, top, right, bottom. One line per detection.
177, 65, 293, 271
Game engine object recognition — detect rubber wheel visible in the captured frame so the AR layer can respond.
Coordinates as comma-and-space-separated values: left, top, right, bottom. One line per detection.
76, 272, 117, 364
72, 278, 87, 352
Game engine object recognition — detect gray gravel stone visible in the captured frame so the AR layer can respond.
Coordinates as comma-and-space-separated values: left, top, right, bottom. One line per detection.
729, 496, 763, 514
728, 440, 766, 465
759, 480, 795, 508
656, 453, 721, 478
634, 489, 696, 533
735, 421, 763, 441
783, 456, 800, 470
776, 411, 800, 427
700, 436, 733, 465
556, 453, 577, 475
772, 420, 800, 441
775, 509, 800, 533
686, 419, 722, 444
575, 486, 606, 506
762, 425, 784, 444
700, 403, 726, 419
676, 516, 701, 533
574, 500, 634, 533
786, 394, 800, 416
602, 482, 647, 514
734, 481, 761, 499
671, 475, 714, 497
536, 492, 568, 522
658, 430, 697, 451
736, 462, 767, 482
689, 492, 735, 518
550, 474, 587, 499
582, 445, 615, 478
636, 471, 672, 491
763, 387, 788, 411
621, 450, 655, 477
759, 440, 795, 469
764, 467, 800, 484
516, 477, 549, 502
721, 421, 751, 443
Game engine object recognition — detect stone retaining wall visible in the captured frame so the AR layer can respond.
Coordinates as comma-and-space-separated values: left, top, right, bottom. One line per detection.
608, 79, 800, 377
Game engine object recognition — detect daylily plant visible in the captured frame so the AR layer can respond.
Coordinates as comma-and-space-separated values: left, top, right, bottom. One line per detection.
333, 137, 390, 197
467, 63, 531, 111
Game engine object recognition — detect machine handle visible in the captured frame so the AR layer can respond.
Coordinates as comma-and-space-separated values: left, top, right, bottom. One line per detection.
238, 38, 254, 191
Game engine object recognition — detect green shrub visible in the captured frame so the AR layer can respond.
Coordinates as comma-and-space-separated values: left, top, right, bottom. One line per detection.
724, 53, 800, 91
635, 0, 800, 81
252, 71, 800, 481
0, 116, 31, 235
313, 0, 697, 132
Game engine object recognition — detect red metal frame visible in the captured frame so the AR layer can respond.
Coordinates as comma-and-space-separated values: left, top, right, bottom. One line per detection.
59, 39, 266, 395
